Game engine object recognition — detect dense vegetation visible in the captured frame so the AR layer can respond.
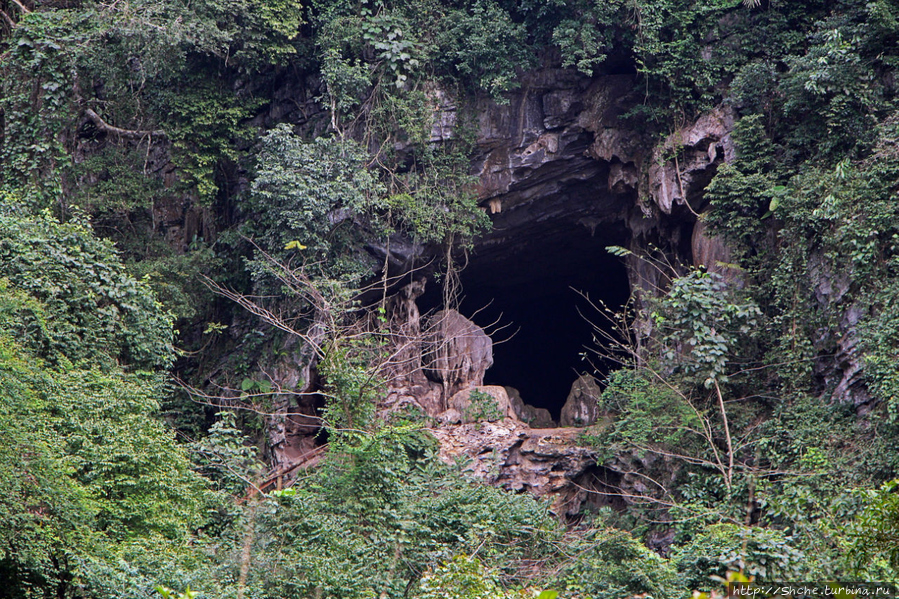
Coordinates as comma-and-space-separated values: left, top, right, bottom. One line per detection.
2, 0, 899, 596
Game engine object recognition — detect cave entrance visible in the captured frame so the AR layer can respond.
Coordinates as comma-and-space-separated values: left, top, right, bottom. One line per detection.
437, 217, 631, 422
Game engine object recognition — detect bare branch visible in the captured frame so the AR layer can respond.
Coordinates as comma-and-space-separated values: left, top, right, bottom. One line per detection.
1, 8, 16, 28
84, 108, 166, 140
174, 376, 326, 417
714, 378, 734, 490
9, 0, 30, 14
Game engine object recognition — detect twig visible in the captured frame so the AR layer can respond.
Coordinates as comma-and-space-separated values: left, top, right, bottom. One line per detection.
714, 378, 734, 491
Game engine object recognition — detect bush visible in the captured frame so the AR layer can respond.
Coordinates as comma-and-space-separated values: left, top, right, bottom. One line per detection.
672, 524, 805, 590
559, 528, 678, 599
0, 203, 173, 370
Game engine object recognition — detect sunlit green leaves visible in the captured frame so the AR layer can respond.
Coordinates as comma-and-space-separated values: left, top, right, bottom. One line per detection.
0, 205, 173, 370
0, 331, 206, 597
655, 270, 761, 385
244, 125, 387, 284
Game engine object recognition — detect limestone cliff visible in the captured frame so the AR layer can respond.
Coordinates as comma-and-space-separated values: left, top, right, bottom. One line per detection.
259, 69, 743, 508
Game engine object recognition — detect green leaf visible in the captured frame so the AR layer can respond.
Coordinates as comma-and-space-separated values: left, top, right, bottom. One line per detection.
155, 587, 172, 599
605, 245, 633, 257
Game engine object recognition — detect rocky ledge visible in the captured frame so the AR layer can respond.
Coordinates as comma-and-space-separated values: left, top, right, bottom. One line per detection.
430, 419, 598, 516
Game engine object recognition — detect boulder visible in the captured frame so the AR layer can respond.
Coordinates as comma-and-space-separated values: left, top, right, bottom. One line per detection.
447, 385, 512, 424
505, 386, 526, 413
560, 374, 602, 427
524, 406, 556, 429
423, 309, 493, 401
506, 386, 556, 428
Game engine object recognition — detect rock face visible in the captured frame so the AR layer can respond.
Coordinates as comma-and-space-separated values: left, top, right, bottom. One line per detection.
692, 218, 743, 287
647, 107, 735, 215
807, 254, 872, 408
445, 385, 514, 424
506, 387, 555, 428
470, 72, 642, 205
430, 420, 598, 515
423, 309, 494, 404
691, 218, 732, 272
461, 72, 643, 275
560, 374, 602, 427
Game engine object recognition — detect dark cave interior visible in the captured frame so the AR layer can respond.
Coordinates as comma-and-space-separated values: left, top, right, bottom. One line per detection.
421, 217, 632, 421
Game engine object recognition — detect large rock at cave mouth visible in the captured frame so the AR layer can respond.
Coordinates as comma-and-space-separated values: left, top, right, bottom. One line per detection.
423, 309, 493, 400
560, 374, 602, 427
505, 386, 556, 428
445, 385, 513, 424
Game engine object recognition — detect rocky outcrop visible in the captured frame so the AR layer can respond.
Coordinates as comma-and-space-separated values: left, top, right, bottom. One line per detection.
423, 309, 494, 404
430, 415, 681, 516
506, 387, 555, 428
647, 107, 735, 215
560, 374, 602, 427
374, 76, 743, 507
430, 420, 598, 515
442, 385, 514, 424
381, 278, 444, 417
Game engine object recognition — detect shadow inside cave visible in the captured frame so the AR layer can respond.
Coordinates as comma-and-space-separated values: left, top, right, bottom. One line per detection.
420, 219, 632, 421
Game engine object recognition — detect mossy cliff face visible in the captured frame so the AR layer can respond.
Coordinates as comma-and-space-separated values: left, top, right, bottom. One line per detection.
4, 0, 899, 592
365, 65, 881, 515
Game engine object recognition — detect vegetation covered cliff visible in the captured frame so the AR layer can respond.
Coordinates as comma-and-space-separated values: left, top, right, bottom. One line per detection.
1, 0, 899, 596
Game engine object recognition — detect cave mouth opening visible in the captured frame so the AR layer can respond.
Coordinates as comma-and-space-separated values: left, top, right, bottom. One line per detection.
423, 218, 631, 422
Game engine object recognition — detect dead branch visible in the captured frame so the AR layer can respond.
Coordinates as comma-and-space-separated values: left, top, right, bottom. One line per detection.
9, 0, 29, 14
1, 7, 16, 28
84, 108, 165, 140
202, 276, 322, 348
713, 378, 734, 490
